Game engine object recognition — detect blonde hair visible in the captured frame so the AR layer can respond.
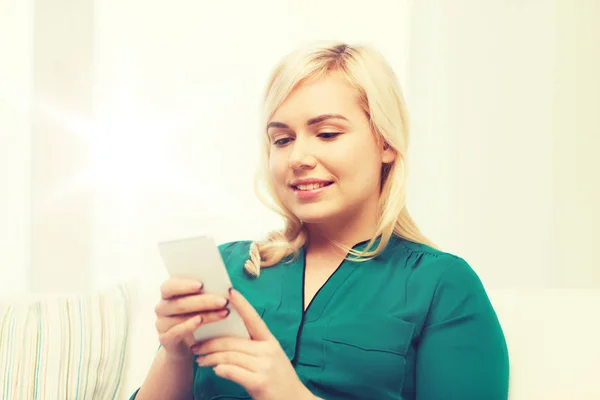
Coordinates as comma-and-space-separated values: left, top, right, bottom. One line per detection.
244, 40, 435, 277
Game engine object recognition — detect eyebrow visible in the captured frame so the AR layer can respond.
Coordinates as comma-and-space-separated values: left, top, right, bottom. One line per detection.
267, 114, 349, 130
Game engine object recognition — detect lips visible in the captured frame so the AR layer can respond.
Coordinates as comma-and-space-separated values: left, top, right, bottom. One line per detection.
292, 182, 333, 191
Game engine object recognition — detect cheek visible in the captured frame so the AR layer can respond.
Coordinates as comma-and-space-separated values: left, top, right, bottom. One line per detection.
328, 153, 364, 179
333, 153, 381, 189
268, 152, 287, 183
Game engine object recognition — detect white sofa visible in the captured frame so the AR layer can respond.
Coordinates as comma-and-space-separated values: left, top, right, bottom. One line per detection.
2, 280, 600, 400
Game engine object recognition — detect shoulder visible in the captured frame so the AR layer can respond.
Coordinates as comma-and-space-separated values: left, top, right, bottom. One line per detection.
217, 240, 253, 263
216, 240, 253, 283
216, 240, 281, 307
389, 237, 498, 332
387, 236, 486, 297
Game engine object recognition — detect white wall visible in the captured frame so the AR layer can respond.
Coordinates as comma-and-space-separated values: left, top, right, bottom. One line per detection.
0, 0, 33, 295
408, 0, 599, 289
552, 0, 600, 287
29, 0, 95, 293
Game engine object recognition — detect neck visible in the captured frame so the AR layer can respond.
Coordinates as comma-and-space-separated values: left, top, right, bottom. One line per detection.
304, 204, 379, 254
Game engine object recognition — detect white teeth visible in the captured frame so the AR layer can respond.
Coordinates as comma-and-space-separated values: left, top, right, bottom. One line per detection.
296, 183, 329, 191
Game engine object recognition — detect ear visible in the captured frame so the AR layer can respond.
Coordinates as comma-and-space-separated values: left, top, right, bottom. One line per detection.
381, 142, 397, 164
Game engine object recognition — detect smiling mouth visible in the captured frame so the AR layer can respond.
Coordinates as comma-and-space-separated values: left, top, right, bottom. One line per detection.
291, 182, 334, 191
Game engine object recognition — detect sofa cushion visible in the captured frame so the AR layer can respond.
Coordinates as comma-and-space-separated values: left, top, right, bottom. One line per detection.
0, 283, 132, 400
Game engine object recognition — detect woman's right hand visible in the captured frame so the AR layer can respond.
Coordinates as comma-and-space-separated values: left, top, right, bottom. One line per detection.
154, 277, 230, 361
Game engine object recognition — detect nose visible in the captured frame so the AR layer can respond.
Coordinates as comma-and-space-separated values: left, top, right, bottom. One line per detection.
288, 138, 317, 171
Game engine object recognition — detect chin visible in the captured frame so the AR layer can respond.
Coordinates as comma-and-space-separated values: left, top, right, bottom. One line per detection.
289, 204, 344, 225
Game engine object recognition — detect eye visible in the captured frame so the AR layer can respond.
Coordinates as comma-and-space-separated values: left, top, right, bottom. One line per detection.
273, 137, 293, 147
318, 132, 341, 140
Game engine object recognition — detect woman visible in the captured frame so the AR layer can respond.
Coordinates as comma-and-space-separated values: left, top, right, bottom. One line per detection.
131, 41, 509, 400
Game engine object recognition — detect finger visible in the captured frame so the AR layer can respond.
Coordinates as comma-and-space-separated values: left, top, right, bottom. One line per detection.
197, 351, 260, 372
155, 293, 229, 317
160, 278, 204, 299
159, 314, 203, 345
191, 336, 262, 357
156, 308, 230, 333
212, 364, 258, 392
229, 288, 273, 341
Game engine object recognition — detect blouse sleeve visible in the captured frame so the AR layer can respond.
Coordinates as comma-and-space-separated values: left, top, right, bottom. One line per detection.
415, 257, 510, 400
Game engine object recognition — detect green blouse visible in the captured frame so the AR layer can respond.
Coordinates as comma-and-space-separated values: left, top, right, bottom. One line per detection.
132, 236, 509, 400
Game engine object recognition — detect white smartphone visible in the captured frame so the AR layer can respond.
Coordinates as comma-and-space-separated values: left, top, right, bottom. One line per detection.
157, 235, 250, 342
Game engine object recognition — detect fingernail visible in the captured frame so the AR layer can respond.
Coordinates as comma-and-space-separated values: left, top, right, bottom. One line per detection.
196, 282, 204, 291
196, 356, 206, 366
216, 308, 229, 318
223, 298, 229, 307
228, 287, 233, 295
195, 316, 203, 326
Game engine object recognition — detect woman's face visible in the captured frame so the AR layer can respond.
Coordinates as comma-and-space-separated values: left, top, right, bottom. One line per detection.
267, 74, 396, 225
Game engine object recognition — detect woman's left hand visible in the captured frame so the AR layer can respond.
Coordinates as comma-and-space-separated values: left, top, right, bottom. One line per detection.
191, 288, 317, 400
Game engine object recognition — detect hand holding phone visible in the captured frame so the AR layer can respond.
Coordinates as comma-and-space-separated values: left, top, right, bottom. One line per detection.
157, 235, 250, 343
153, 277, 230, 359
